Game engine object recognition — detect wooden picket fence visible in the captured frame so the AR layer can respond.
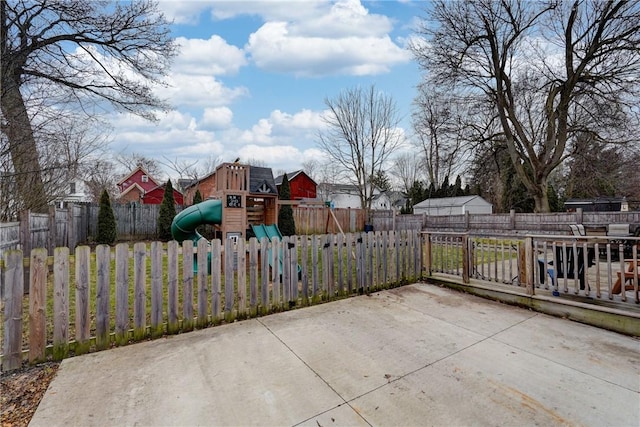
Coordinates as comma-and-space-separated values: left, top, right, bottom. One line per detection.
1, 230, 422, 371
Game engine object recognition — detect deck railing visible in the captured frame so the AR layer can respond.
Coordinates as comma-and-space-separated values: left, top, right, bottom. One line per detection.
424, 231, 640, 304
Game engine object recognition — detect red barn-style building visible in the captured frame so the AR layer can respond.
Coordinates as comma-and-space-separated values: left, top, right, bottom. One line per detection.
142, 182, 184, 205
275, 170, 317, 200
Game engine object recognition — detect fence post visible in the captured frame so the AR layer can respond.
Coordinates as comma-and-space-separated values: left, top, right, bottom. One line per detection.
461, 234, 470, 284
67, 206, 76, 250
465, 211, 470, 230
510, 209, 516, 230
576, 208, 583, 225
424, 232, 432, 276
48, 206, 57, 254
19, 210, 31, 295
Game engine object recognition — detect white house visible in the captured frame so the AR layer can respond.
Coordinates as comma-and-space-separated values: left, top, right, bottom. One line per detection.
413, 195, 493, 216
318, 183, 394, 210
56, 179, 94, 207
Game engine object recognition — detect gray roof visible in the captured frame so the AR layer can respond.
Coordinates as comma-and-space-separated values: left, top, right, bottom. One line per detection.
413, 195, 491, 208
249, 166, 278, 195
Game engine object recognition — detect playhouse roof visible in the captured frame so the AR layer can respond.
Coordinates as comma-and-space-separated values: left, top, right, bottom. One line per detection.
249, 166, 278, 195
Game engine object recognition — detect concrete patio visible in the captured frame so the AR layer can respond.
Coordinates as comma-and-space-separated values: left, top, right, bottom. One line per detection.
30, 283, 639, 426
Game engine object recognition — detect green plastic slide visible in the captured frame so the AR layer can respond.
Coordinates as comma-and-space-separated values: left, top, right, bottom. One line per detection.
171, 199, 222, 273
171, 199, 223, 244
251, 224, 300, 277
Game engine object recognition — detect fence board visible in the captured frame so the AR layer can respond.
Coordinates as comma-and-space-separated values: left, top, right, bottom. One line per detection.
237, 238, 246, 317
224, 238, 235, 322
260, 237, 269, 313
28, 248, 47, 363
272, 237, 281, 309
249, 238, 258, 316
115, 243, 129, 345
167, 241, 179, 334
75, 246, 91, 354
301, 236, 309, 304
197, 239, 209, 328
311, 235, 319, 301
53, 247, 69, 360
182, 241, 194, 331
289, 237, 298, 303
2, 251, 23, 371
282, 237, 290, 304
211, 239, 222, 323
133, 242, 147, 341
151, 242, 164, 337
95, 245, 111, 350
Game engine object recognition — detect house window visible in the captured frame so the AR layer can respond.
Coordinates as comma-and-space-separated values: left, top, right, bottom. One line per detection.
141, 175, 148, 183
70, 182, 76, 193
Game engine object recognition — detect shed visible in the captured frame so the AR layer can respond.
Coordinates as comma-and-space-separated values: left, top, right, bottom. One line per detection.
413, 195, 492, 216
564, 198, 628, 212
275, 170, 317, 200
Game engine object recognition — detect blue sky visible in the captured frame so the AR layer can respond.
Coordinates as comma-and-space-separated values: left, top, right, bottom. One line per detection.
110, 0, 425, 179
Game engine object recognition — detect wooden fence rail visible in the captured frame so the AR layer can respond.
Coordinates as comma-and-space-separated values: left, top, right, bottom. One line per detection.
1, 230, 422, 371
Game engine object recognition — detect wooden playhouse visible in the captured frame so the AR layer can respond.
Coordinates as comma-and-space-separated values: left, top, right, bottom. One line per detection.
208, 162, 279, 241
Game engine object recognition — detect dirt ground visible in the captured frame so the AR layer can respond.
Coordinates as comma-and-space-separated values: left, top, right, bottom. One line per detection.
0, 362, 59, 427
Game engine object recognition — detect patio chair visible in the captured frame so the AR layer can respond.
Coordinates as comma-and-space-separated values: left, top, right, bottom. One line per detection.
539, 245, 595, 290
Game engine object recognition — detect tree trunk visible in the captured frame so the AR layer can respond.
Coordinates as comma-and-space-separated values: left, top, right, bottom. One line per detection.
1, 75, 49, 213
532, 179, 550, 213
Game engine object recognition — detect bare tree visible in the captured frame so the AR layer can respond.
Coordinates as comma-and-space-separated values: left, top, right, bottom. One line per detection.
1, 0, 177, 213
318, 85, 403, 222
391, 152, 424, 195
301, 159, 320, 182
411, 0, 640, 212
115, 152, 164, 181
84, 157, 121, 202
412, 83, 468, 189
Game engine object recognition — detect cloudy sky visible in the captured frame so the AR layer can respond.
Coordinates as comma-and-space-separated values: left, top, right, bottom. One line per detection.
109, 0, 424, 179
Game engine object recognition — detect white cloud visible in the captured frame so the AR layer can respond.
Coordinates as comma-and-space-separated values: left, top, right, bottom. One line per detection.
157, 1, 216, 25
269, 109, 325, 130
290, 0, 392, 38
238, 144, 303, 169
201, 107, 233, 129
246, 22, 410, 76
161, 74, 248, 107
174, 36, 247, 76
209, 0, 327, 21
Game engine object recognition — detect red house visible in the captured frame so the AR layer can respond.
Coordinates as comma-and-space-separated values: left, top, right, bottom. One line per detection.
142, 182, 184, 205
116, 166, 160, 203
116, 166, 183, 205
275, 170, 317, 200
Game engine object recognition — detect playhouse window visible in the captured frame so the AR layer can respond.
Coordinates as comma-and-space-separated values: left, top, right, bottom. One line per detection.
141, 175, 148, 183
257, 182, 270, 193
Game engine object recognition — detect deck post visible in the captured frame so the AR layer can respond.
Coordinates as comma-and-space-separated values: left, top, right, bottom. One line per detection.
524, 236, 534, 295
462, 234, 470, 284
424, 232, 431, 277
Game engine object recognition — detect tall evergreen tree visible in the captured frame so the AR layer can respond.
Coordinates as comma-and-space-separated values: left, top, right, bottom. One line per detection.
157, 180, 177, 241
277, 173, 296, 236
192, 189, 203, 205
96, 189, 117, 245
